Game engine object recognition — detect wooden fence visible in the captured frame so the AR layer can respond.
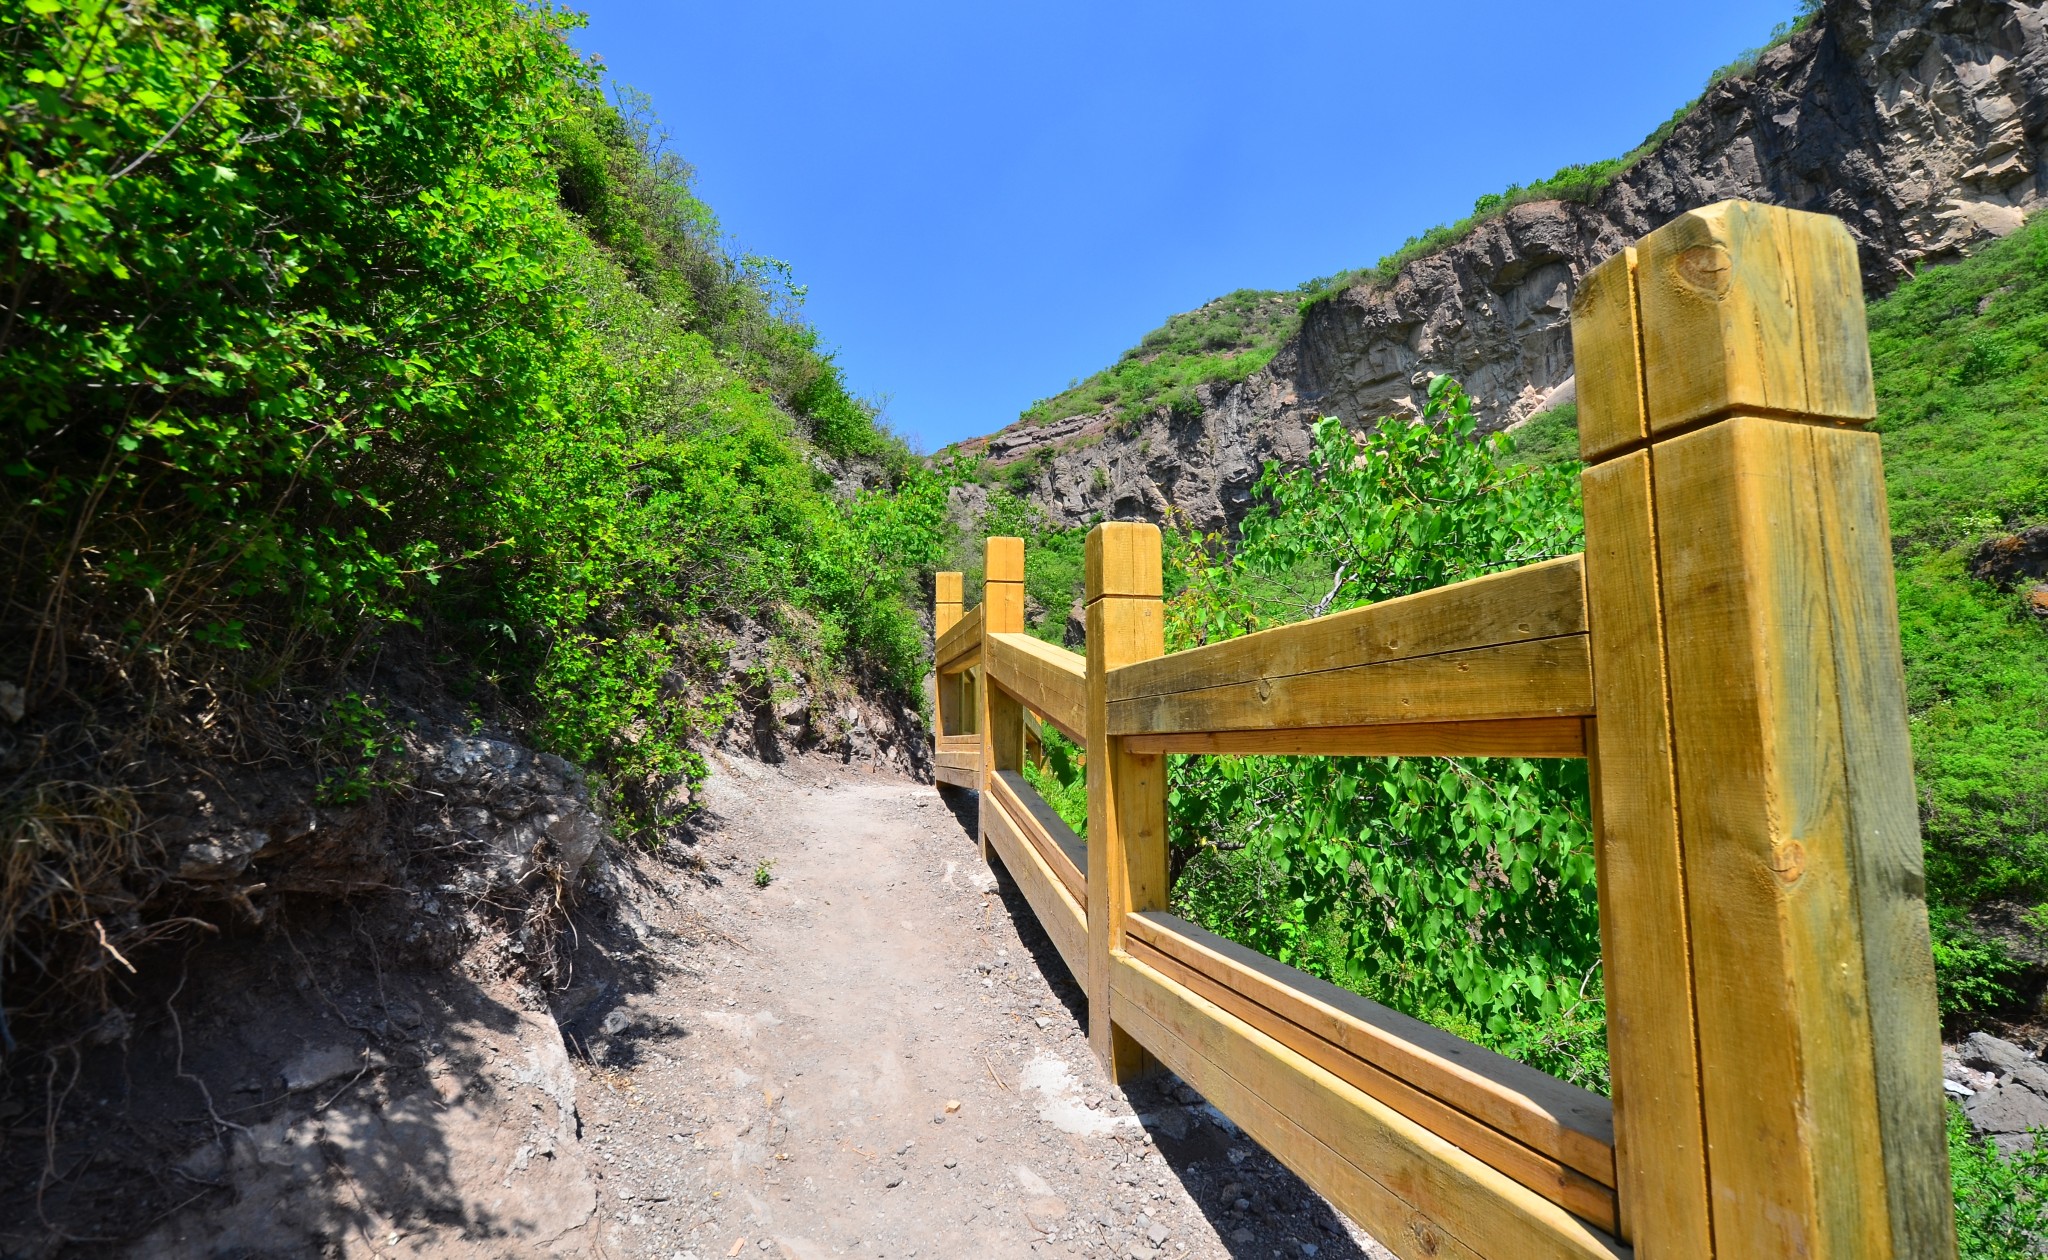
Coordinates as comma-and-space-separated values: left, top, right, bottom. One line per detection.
928, 201, 1955, 1260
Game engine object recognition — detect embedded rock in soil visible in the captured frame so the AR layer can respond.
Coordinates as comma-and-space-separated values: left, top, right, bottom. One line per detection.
1971, 525, 2048, 589
1960, 1032, 2048, 1155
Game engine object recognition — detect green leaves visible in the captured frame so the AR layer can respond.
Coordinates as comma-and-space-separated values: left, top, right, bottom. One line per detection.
1162, 377, 1602, 1085
2, 0, 944, 840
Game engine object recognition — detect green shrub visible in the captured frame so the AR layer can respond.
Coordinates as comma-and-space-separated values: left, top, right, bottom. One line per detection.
0, 0, 947, 1010
1156, 378, 1602, 1080
1950, 1104, 2048, 1259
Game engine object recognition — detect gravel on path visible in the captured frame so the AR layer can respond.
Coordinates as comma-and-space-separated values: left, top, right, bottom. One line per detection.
572, 752, 1394, 1260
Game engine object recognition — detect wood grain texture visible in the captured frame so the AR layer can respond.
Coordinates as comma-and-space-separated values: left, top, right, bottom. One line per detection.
1635, 200, 1876, 433
983, 536, 1026, 642
1573, 247, 1648, 464
1578, 453, 1711, 1254
1109, 556, 1585, 704
1107, 635, 1593, 736
1085, 522, 1167, 1081
935, 571, 963, 636
980, 537, 1027, 862
986, 633, 1088, 744
933, 763, 979, 790
934, 748, 982, 774
1125, 936, 1616, 1232
989, 770, 1086, 903
1807, 429, 1955, 1258
1654, 417, 1899, 1259
1085, 522, 1164, 601
982, 786, 1087, 981
1126, 913, 1614, 1185
1110, 954, 1633, 1260
935, 603, 984, 674
1121, 717, 1586, 759
985, 535, 1025, 583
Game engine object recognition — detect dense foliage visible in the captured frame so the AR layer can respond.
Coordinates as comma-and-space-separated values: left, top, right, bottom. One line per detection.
1949, 1107, 2048, 1259
1, 0, 945, 1016
1022, 380, 1605, 1084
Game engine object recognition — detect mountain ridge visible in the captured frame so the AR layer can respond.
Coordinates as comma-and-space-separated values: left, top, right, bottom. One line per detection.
954, 0, 2048, 531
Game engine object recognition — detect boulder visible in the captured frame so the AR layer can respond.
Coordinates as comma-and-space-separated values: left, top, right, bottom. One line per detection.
1960, 1032, 2048, 1155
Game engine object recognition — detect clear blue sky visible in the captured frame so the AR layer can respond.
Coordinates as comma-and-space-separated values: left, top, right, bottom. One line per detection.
568, 1, 1807, 452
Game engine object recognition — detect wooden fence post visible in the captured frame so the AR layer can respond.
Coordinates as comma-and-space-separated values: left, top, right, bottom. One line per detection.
934, 571, 965, 742
981, 538, 1026, 864
1574, 200, 1952, 1259
1084, 522, 1167, 1081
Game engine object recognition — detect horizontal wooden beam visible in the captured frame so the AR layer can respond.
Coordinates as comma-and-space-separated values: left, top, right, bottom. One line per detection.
936, 603, 985, 674
934, 763, 980, 790
988, 770, 1086, 904
983, 785, 1087, 980
1110, 952, 1630, 1260
1127, 914, 1613, 1181
936, 733, 981, 755
1109, 556, 1586, 706
1107, 635, 1593, 737
1123, 717, 1587, 759
986, 632, 1088, 745
936, 747, 982, 775
1125, 916, 1615, 1231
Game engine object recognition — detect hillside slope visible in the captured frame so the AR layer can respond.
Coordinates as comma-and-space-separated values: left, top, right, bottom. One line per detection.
957, 0, 2048, 531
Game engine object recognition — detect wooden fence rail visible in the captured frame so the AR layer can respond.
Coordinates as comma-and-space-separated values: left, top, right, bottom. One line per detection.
927, 200, 1953, 1260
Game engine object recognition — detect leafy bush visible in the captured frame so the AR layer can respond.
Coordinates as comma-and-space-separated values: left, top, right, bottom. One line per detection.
0, 0, 945, 1017
1950, 1105, 2048, 1259
1154, 379, 1603, 1081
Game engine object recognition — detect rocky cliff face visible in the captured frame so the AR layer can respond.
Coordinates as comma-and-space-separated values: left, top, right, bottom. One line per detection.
970, 0, 2048, 531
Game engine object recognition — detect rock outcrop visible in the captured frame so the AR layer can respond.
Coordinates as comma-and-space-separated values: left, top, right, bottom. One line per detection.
971, 0, 2048, 531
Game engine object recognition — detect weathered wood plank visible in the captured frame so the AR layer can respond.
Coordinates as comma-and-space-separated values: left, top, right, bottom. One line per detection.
1110, 954, 1631, 1260
1125, 913, 1614, 1186
935, 571, 964, 637
980, 538, 1028, 865
935, 748, 982, 774
1656, 415, 1951, 1258
1124, 930, 1617, 1232
935, 603, 984, 674
1809, 427, 1953, 1258
1122, 717, 1585, 759
1107, 635, 1593, 737
1574, 248, 1648, 464
1085, 522, 1167, 1081
1577, 452, 1711, 1253
1636, 200, 1875, 433
988, 770, 1085, 903
987, 632, 1088, 745
933, 763, 979, 790
1109, 556, 1585, 705
982, 782, 1087, 980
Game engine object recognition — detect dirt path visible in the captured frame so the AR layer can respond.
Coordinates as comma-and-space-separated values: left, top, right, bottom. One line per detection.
572, 753, 1392, 1260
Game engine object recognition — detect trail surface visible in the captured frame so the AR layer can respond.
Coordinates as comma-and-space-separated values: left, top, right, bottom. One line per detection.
573, 752, 1391, 1260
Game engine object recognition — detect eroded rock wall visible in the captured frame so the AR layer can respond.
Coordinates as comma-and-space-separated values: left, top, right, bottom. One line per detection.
976, 0, 2048, 531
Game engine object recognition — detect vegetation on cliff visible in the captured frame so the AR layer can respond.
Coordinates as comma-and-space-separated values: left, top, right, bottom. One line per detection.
1, 0, 946, 1035
961, 0, 1825, 456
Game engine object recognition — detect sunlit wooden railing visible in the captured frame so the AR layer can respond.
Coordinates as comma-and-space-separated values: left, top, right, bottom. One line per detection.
927, 201, 1955, 1260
